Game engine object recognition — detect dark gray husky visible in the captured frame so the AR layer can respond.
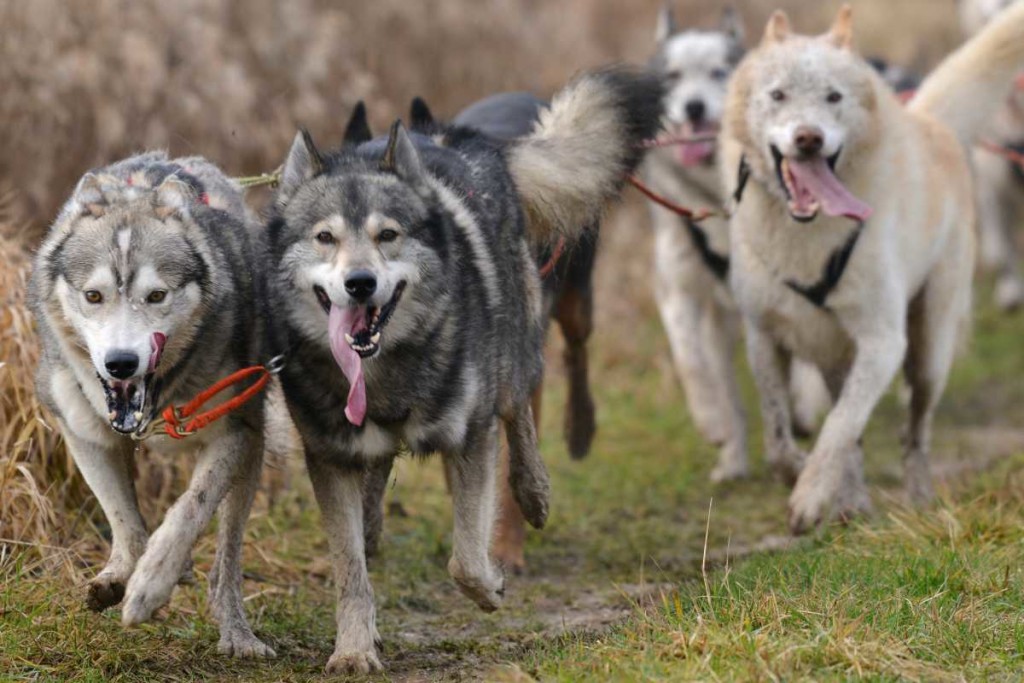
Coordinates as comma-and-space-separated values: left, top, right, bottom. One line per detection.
264, 67, 662, 674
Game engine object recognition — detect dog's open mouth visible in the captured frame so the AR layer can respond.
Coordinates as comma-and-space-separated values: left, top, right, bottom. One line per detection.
771, 145, 873, 223
676, 121, 719, 167
101, 376, 151, 434
315, 282, 406, 358
318, 281, 407, 427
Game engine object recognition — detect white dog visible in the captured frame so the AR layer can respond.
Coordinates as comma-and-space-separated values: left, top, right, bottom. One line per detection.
642, 3, 828, 482
721, 4, 1024, 532
960, 0, 1024, 311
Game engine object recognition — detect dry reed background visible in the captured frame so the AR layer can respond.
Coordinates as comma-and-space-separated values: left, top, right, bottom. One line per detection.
0, 0, 966, 577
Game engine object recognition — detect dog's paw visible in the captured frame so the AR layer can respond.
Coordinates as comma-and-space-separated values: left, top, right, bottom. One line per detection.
768, 445, 808, 488
995, 276, 1024, 312
121, 577, 174, 626
492, 538, 526, 576
325, 649, 382, 675
86, 573, 127, 612
710, 441, 748, 484
449, 558, 505, 612
789, 462, 870, 534
218, 629, 276, 659
564, 389, 596, 461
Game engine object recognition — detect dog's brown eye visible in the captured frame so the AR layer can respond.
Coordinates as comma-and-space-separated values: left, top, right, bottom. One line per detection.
84, 290, 103, 304
827, 91, 843, 104
770, 89, 786, 102
378, 229, 399, 243
711, 68, 729, 81
147, 290, 167, 304
666, 70, 683, 81
315, 231, 335, 245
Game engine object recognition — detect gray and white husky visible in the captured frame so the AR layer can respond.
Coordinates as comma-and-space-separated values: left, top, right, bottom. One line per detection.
29, 153, 274, 657
264, 67, 662, 674
641, 3, 828, 483
960, 0, 1024, 311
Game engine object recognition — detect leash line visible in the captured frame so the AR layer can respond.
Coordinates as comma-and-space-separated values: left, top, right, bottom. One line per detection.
627, 174, 718, 221
132, 355, 285, 441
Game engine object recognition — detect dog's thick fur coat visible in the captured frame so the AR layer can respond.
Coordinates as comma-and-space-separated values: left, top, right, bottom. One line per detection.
722, 3, 1024, 532
29, 153, 273, 657
264, 67, 662, 673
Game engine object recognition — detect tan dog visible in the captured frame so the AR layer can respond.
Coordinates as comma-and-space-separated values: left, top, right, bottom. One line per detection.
721, 3, 1024, 532
960, 0, 1024, 311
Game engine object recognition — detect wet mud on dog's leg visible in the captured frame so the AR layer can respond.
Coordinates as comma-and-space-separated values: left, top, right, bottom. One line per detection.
62, 427, 148, 612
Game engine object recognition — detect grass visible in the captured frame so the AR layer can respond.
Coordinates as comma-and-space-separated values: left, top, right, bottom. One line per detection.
2, 272, 1024, 682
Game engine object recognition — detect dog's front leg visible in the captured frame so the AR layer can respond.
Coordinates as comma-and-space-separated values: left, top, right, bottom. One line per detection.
744, 320, 806, 484
306, 455, 381, 675
789, 333, 906, 534
121, 429, 249, 625
445, 422, 505, 612
207, 430, 275, 659
62, 427, 148, 611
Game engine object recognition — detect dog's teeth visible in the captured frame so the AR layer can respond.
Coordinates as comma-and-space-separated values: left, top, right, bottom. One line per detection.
108, 411, 117, 421
133, 411, 144, 421
370, 333, 381, 344
345, 333, 355, 345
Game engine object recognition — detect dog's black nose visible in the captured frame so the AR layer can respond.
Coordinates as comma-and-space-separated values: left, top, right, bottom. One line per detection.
685, 99, 706, 124
344, 270, 377, 301
794, 125, 825, 156
105, 351, 140, 379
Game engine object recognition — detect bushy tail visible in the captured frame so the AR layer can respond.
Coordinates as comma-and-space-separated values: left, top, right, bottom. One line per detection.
508, 65, 664, 241
909, 2, 1024, 145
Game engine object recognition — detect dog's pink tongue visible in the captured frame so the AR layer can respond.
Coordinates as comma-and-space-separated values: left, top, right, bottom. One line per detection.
677, 122, 715, 167
328, 304, 367, 426
787, 158, 874, 221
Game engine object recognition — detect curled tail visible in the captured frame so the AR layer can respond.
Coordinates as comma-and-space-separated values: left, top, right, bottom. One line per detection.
508, 65, 664, 241
910, 2, 1024, 145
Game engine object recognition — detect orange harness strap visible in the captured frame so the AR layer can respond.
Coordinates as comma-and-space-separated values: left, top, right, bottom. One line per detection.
160, 365, 272, 439
537, 237, 567, 279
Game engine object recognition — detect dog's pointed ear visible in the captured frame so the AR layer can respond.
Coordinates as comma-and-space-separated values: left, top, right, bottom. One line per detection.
826, 4, 854, 50
721, 6, 745, 45
381, 120, 428, 193
154, 175, 198, 220
762, 10, 790, 45
280, 129, 324, 202
342, 102, 372, 146
656, 1, 676, 43
72, 173, 109, 218
409, 97, 435, 129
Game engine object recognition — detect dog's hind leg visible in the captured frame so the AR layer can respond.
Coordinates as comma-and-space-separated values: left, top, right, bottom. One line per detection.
556, 253, 597, 461
699, 299, 749, 483
903, 238, 972, 504
974, 149, 1024, 310
208, 432, 275, 659
446, 422, 505, 612
306, 455, 381, 674
122, 427, 254, 627
744, 322, 807, 485
362, 456, 394, 559
62, 427, 148, 612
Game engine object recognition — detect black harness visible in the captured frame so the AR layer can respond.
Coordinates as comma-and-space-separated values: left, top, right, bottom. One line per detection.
682, 217, 730, 282
727, 154, 865, 311
1010, 141, 1024, 185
